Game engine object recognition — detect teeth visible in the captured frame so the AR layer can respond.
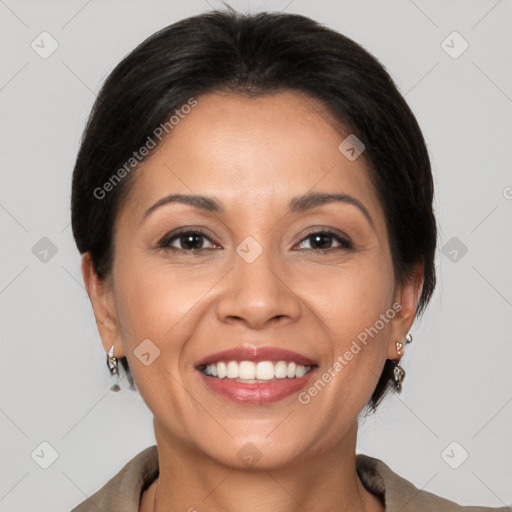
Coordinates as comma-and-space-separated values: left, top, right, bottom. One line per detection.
239, 360, 255, 379
202, 360, 312, 380
295, 365, 307, 378
256, 361, 274, 380
217, 361, 227, 378
226, 361, 238, 379
275, 361, 288, 378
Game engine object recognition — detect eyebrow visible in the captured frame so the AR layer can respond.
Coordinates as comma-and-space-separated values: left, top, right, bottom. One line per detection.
143, 192, 375, 229
289, 192, 374, 228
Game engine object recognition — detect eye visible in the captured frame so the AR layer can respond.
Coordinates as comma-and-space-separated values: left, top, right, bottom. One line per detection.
158, 229, 218, 252
157, 228, 352, 253
296, 230, 353, 252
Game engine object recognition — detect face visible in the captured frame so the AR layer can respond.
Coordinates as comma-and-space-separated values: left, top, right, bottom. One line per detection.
85, 90, 418, 469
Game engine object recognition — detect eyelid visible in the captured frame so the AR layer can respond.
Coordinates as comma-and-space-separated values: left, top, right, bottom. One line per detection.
299, 225, 351, 239
158, 227, 220, 249
293, 226, 353, 248
157, 226, 353, 253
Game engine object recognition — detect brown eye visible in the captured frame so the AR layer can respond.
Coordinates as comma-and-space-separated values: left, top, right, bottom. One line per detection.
159, 230, 217, 251
296, 231, 353, 251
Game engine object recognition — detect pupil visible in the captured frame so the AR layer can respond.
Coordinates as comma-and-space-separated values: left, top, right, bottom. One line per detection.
311, 233, 331, 249
183, 233, 202, 249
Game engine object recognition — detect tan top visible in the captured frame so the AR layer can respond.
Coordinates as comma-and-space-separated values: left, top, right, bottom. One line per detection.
70, 445, 510, 512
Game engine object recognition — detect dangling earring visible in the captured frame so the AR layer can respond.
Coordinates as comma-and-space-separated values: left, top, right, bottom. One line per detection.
393, 360, 406, 392
107, 345, 121, 392
393, 339, 406, 392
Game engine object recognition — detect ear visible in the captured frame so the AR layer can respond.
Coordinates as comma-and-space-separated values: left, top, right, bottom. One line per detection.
386, 261, 424, 360
81, 253, 125, 358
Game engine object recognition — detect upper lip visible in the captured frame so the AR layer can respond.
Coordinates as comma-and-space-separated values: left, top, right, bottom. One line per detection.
195, 346, 318, 368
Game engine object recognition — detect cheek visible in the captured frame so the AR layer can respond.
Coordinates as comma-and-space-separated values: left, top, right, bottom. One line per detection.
312, 252, 395, 333
110, 262, 198, 421
303, 255, 395, 399
113, 251, 216, 336
111, 254, 224, 384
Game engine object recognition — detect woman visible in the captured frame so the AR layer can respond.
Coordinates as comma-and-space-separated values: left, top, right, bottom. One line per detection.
69, 7, 510, 512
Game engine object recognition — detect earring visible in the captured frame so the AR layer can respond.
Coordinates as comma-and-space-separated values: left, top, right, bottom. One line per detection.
405, 332, 413, 344
393, 361, 406, 392
107, 345, 118, 375
393, 338, 406, 391
107, 345, 121, 392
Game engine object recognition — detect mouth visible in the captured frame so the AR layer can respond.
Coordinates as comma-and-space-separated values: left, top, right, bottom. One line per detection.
195, 346, 318, 404
199, 360, 315, 382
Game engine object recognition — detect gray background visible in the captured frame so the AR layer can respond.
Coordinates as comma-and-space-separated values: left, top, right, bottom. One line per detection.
1, 0, 511, 510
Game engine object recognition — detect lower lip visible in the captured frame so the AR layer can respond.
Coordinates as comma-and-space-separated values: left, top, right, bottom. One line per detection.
198, 369, 317, 404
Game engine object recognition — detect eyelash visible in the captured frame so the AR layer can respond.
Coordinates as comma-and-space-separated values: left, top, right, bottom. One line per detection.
157, 228, 353, 254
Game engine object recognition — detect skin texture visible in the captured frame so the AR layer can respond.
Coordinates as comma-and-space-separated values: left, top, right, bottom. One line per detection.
82, 90, 423, 512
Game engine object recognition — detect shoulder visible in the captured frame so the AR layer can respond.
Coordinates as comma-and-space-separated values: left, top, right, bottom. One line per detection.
356, 453, 511, 512
70, 445, 159, 512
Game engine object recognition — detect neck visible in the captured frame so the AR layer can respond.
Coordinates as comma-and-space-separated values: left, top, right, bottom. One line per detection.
141, 421, 384, 512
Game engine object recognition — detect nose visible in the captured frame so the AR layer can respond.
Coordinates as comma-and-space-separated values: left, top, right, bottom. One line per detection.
216, 246, 302, 330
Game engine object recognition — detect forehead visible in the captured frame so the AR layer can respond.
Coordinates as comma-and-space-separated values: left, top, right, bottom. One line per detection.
119, 90, 383, 224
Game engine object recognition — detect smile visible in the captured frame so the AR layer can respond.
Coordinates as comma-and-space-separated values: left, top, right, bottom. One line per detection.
200, 360, 313, 381
195, 346, 318, 403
